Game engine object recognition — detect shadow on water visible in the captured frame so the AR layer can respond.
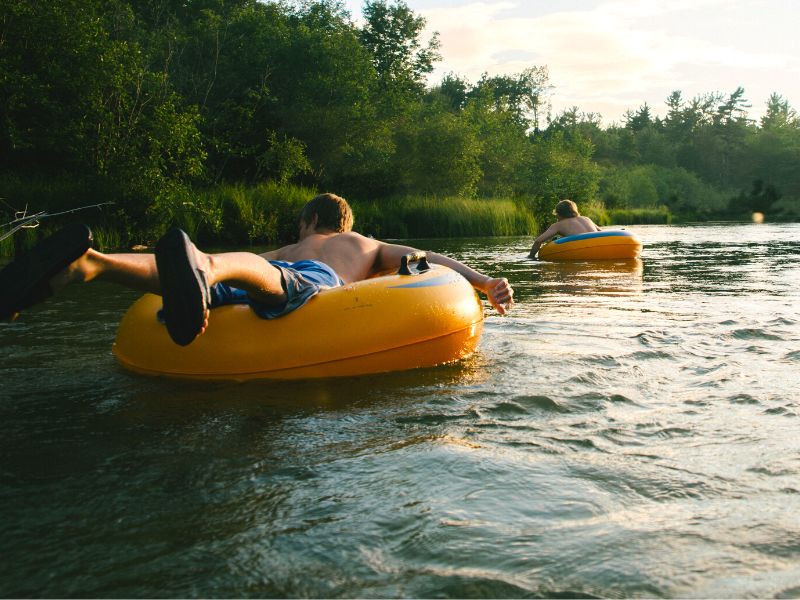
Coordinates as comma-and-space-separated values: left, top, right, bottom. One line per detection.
0, 278, 492, 404
118, 357, 492, 417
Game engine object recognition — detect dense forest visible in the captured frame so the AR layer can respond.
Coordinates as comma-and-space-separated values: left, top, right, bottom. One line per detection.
2, 0, 799, 250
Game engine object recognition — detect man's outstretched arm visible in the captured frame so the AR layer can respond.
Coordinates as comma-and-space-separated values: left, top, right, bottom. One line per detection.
376, 242, 513, 315
528, 223, 560, 259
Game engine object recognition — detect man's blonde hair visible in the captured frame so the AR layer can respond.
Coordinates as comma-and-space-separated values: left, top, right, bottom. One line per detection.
300, 193, 354, 232
553, 199, 580, 218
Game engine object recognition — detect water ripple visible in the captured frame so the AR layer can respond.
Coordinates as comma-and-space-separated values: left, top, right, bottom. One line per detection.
732, 328, 784, 341
3, 225, 800, 598
512, 395, 568, 413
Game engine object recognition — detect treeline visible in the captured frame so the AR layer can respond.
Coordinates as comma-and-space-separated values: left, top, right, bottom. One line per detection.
2, 0, 799, 250
565, 89, 800, 221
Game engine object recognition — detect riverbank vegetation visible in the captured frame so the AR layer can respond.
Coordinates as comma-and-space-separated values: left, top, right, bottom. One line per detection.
2, 0, 799, 253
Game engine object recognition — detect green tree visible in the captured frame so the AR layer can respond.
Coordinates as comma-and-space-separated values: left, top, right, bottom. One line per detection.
436, 73, 469, 112
467, 67, 550, 130
624, 103, 653, 132
466, 102, 530, 197
359, 0, 440, 109
527, 129, 600, 205
392, 104, 481, 197
1, 0, 206, 234
744, 97, 800, 216
276, 3, 382, 191
761, 93, 798, 130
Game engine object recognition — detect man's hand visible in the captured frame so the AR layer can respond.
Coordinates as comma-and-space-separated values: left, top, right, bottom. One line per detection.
483, 277, 513, 315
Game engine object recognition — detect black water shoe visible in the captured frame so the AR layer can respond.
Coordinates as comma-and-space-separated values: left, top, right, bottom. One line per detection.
154, 228, 210, 346
0, 223, 93, 321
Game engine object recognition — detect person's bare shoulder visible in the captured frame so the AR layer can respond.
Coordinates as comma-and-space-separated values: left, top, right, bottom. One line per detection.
579, 216, 601, 231
319, 231, 384, 280
554, 220, 576, 236
326, 231, 378, 250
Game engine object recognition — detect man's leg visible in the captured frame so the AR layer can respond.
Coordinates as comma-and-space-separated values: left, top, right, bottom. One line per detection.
57, 232, 287, 347
2, 224, 288, 344
153, 228, 287, 345
203, 253, 286, 304
54, 244, 286, 302
67, 229, 287, 345
51, 249, 161, 293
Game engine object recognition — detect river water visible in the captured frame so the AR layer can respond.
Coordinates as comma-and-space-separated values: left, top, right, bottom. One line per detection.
1, 223, 799, 598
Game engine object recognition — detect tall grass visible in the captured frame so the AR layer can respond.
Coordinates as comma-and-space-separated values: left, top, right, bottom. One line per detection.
579, 200, 612, 227
194, 181, 316, 245
607, 206, 672, 225
1, 172, 132, 254
90, 226, 124, 251
2, 179, 540, 258
352, 196, 538, 239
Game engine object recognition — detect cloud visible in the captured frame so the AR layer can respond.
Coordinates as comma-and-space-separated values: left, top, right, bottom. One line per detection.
417, 0, 800, 122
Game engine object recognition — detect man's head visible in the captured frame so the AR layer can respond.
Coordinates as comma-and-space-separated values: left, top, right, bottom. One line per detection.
299, 193, 354, 234
553, 199, 580, 219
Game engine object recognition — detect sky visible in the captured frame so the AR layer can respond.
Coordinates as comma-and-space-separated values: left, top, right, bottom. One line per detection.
342, 0, 800, 125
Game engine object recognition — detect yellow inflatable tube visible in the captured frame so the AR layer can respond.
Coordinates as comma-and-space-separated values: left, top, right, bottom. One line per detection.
538, 230, 642, 261
113, 258, 484, 381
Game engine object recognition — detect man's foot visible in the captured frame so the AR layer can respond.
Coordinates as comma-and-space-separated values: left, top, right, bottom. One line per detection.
0, 223, 93, 321
154, 228, 210, 346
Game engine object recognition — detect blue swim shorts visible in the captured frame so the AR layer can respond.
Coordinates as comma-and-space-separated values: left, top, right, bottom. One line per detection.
209, 259, 344, 319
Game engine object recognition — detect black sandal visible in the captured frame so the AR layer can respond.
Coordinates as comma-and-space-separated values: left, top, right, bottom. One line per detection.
154, 228, 210, 346
0, 223, 93, 321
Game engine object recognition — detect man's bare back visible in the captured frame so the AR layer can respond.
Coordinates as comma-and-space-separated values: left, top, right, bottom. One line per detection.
551, 216, 600, 237
528, 206, 601, 259
264, 231, 382, 284
265, 227, 512, 317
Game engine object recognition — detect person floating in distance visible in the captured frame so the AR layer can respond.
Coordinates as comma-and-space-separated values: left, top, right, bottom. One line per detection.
528, 199, 601, 259
0, 193, 514, 346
